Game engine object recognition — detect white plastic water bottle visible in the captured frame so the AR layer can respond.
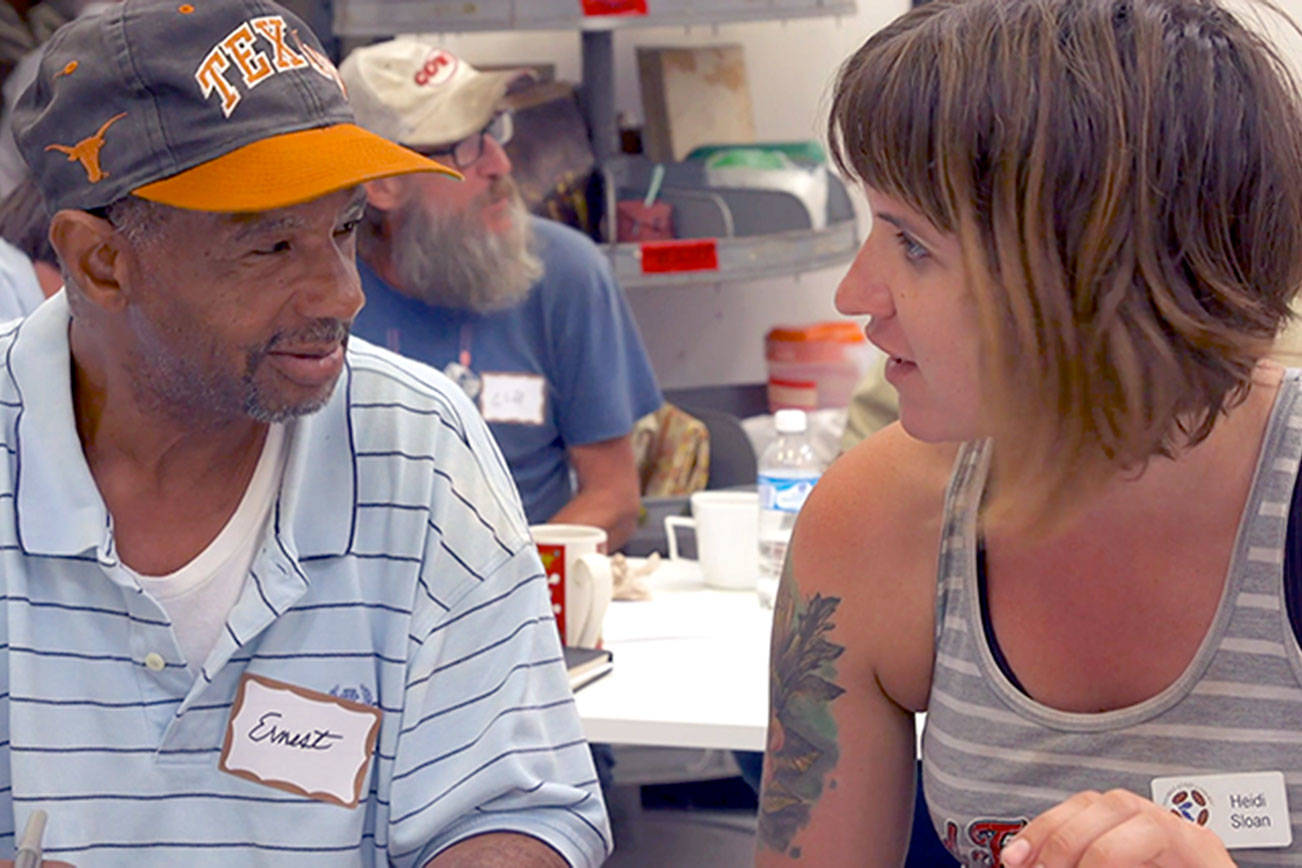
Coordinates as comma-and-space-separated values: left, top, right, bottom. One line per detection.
756, 409, 822, 608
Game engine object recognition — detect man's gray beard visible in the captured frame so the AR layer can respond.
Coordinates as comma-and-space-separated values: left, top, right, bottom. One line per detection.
389, 185, 544, 313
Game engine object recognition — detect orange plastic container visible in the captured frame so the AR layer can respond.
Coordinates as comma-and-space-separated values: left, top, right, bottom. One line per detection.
765, 321, 873, 412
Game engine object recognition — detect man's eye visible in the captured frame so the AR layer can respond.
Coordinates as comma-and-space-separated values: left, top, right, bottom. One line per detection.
254, 240, 292, 255
335, 218, 362, 236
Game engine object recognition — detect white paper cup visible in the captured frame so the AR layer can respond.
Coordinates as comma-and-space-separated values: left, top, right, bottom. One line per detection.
663, 490, 760, 590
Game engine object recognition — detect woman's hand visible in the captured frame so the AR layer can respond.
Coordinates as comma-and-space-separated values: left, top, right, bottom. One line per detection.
1000, 790, 1235, 867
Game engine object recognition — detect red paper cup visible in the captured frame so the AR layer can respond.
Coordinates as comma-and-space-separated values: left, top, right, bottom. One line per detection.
530, 524, 608, 645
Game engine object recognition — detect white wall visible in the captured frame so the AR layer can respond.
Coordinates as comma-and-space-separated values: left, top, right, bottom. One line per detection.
427, 4, 908, 390
1232, 1, 1302, 72
426, 0, 1302, 389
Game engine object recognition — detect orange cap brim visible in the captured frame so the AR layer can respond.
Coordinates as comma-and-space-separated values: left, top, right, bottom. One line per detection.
132, 122, 460, 212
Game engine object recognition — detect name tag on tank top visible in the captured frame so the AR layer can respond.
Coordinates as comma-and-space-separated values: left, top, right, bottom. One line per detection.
1151, 771, 1292, 850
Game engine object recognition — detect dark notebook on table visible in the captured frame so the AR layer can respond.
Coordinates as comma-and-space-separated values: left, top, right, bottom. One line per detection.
564, 646, 613, 692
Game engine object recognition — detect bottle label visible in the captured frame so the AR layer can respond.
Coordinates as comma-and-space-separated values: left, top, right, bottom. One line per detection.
758, 474, 819, 513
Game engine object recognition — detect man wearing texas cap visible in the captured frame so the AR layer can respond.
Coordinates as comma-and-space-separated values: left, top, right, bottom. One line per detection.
0, 1, 609, 865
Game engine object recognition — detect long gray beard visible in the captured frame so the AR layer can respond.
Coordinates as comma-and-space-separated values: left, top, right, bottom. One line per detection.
388, 182, 544, 313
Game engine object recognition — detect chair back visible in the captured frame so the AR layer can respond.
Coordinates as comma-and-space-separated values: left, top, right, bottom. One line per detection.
680, 405, 757, 490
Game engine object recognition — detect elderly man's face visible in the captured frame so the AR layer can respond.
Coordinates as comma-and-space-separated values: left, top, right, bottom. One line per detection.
407, 129, 514, 230
377, 130, 543, 313
115, 187, 367, 424
383, 173, 542, 313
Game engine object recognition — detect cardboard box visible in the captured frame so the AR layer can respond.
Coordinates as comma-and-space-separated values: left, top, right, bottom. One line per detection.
636, 44, 756, 162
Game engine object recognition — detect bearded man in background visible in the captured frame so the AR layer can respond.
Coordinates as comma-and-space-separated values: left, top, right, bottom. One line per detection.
343, 42, 661, 551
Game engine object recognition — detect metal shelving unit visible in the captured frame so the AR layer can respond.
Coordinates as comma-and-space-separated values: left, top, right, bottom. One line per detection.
331, 0, 861, 287
332, 0, 857, 36
608, 220, 858, 288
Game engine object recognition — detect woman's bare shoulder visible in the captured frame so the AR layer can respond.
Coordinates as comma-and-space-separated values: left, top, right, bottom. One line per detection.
799, 422, 958, 571
835, 421, 959, 495
786, 422, 958, 709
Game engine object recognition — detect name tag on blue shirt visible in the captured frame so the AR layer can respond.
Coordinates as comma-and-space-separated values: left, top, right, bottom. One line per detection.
220, 673, 382, 808
480, 372, 546, 425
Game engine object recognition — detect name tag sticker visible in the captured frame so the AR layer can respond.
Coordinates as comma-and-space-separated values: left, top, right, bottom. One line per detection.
1151, 771, 1292, 850
480, 372, 547, 425
220, 673, 381, 809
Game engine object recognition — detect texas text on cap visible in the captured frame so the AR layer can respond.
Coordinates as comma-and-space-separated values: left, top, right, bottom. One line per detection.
13, 0, 460, 214
339, 41, 529, 148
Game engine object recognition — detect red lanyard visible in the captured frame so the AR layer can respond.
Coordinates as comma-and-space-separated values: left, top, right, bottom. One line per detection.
458, 321, 472, 370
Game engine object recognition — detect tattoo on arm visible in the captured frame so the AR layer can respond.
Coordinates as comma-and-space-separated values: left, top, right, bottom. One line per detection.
758, 556, 846, 858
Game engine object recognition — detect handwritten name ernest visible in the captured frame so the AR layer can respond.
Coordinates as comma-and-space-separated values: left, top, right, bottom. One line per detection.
247, 711, 343, 751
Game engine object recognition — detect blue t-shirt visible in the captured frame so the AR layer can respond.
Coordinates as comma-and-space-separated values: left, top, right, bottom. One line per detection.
354, 217, 662, 524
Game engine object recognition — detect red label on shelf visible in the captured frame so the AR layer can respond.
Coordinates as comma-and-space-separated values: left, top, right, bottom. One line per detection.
580, 0, 648, 15
640, 239, 720, 274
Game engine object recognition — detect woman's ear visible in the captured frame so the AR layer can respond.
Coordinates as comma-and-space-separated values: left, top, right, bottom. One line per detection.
48, 209, 126, 311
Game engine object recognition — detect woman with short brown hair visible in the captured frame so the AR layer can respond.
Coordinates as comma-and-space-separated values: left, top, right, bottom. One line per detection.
759, 1, 1302, 865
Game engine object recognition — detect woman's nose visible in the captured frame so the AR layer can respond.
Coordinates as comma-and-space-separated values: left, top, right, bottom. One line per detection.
835, 242, 894, 319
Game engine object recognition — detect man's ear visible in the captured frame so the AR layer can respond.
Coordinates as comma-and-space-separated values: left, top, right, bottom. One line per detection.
363, 177, 406, 213
48, 209, 127, 311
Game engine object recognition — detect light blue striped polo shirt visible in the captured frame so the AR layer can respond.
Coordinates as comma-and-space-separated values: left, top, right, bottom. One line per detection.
0, 293, 610, 866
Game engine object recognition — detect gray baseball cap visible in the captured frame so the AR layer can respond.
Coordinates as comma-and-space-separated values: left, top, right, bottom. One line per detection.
13, 0, 458, 214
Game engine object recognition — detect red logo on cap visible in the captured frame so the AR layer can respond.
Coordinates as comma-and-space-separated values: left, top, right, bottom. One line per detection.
44, 112, 127, 184
414, 50, 457, 88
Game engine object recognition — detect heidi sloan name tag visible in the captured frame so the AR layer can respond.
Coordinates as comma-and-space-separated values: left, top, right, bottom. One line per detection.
1151, 771, 1292, 850
220, 673, 382, 808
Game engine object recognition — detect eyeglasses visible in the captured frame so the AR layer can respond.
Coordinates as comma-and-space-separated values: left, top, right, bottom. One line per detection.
415, 111, 513, 171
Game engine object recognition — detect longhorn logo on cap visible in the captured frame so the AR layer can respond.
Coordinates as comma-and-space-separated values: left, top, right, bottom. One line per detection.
44, 112, 127, 183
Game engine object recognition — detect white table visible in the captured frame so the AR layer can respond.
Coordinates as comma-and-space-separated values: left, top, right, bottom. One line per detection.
573, 558, 773, 752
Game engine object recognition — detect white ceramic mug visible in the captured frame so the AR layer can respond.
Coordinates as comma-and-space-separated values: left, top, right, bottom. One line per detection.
530, 524, 613, 647
663, 490, 760, 590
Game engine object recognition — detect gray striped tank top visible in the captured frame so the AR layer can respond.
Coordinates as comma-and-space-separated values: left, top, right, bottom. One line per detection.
923, 369, 1302, 867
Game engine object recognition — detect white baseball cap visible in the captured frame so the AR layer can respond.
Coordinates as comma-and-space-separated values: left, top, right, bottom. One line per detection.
339, 40, 529, 149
